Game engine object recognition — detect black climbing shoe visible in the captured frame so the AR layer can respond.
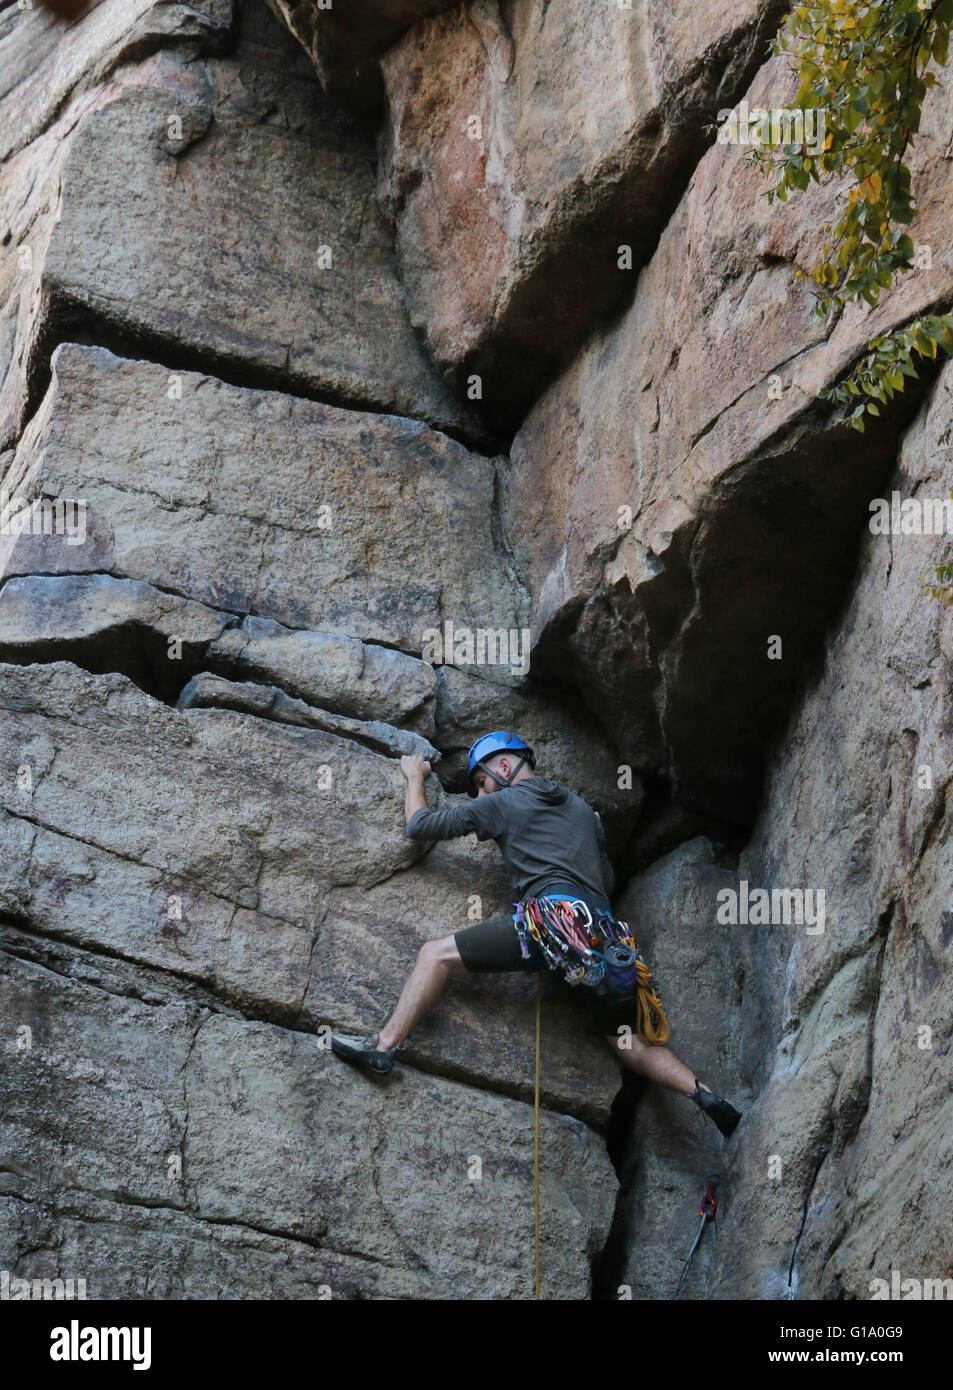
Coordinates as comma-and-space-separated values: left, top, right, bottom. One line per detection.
330, 1030, 397, 1076
692, 1079, 741, 1137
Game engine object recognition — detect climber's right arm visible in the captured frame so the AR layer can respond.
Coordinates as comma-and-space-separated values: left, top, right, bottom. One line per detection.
403, 784, 505, 844
400, 754, 431, 824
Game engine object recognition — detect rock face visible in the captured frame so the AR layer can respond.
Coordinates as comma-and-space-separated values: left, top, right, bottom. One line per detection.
706, 365, 953, 1301
378, 0, 789, 428
1, 942, 610, 1298
611, 838, 736, 1301
6, 344, 522, 644
501, 50, 953, 832
266, 0, 454, 116
609, 366, 953, 1302
0, 0, 483, 454
2, 0, 951, 1303
45, 84, 479, 436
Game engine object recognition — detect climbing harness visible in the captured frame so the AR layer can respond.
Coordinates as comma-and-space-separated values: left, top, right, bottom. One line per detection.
671, 1174, 719, 1299
513, 895, 670, 1044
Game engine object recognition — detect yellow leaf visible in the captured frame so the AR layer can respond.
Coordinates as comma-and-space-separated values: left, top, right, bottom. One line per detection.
859, 170, 882, 202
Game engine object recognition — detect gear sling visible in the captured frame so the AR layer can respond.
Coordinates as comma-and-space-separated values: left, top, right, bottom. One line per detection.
513, 894, 670, 1045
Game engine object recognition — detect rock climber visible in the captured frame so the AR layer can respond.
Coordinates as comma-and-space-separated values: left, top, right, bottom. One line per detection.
330, 730, 741, 1137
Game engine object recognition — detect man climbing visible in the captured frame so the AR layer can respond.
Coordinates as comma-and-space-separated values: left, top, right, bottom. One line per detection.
330, 731, 741, 1137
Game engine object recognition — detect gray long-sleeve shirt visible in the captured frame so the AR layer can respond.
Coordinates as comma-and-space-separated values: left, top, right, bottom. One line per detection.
405, 775, 615, 903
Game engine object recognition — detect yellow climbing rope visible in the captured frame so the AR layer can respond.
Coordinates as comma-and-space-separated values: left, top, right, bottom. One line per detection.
633, 957, 670, 1045
534, 973, 541, 1301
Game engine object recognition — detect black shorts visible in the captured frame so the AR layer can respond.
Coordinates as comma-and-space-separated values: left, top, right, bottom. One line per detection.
453, 879, 610, 973
453, 912, 547, 973
453, 885, 652, 1039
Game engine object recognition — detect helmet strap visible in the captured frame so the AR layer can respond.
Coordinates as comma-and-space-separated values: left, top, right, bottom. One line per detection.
473, 752, 529, 791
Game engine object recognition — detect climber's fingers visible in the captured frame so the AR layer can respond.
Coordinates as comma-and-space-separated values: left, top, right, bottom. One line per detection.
400, 754, 431, 780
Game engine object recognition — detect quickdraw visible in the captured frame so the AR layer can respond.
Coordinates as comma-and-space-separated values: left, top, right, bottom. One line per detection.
672, 1174, 719, 1299
512, 895, 670, 1045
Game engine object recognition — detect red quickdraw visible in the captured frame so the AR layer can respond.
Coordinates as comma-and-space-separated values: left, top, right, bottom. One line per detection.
672, 1174, 719, 1299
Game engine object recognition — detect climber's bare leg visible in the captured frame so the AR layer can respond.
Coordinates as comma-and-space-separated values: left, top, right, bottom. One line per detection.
377, 935, 466, 1050
604, 1030, 713, 1098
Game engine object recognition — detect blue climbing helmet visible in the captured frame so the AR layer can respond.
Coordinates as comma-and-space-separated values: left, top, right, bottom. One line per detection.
466, 730, 536, 796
